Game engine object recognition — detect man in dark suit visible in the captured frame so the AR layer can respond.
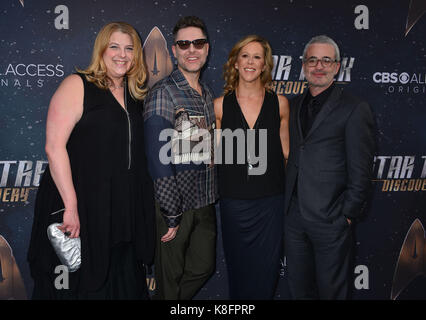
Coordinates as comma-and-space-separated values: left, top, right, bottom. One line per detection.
284, 35, 375, 299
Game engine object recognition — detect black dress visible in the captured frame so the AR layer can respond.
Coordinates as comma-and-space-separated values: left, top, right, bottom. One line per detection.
218, 90, 285, 299
27, 73, 155, 299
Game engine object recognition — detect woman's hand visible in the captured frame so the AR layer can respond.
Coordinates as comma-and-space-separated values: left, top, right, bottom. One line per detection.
46, 74, 83, 240
57, 208, 80, 238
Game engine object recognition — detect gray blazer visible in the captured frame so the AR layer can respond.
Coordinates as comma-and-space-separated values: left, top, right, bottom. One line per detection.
284, 85, 375, 222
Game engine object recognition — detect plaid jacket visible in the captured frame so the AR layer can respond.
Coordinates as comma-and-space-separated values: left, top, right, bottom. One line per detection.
143, 68, 218, 228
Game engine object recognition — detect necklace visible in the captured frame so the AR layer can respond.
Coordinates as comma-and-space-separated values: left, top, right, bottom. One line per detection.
235, 89, 265, 177
109, 82, 124, 90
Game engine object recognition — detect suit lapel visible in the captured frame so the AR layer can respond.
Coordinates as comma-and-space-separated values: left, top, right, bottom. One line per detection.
305, 86, 343, 140
296, 91, 308, 141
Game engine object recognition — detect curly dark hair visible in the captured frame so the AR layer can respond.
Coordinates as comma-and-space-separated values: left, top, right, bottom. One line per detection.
173, 16, 208, 41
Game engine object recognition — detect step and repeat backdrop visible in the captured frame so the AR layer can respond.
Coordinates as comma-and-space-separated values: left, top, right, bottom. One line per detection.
0, 0, 425, 300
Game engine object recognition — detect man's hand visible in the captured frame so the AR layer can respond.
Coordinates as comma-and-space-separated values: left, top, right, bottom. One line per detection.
161, 226, 180, 242
346, 218, 352, 225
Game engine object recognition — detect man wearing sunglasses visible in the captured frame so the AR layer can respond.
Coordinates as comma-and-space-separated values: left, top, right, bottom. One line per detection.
143, 16, 217, 300
283, 35, 375, 299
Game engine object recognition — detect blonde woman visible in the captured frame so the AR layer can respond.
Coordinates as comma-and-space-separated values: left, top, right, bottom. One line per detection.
214, 35, 289, 299
27, 22, 155, 299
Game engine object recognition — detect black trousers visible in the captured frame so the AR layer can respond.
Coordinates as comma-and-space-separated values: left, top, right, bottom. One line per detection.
284, 197, 353, 300
153, 204, 216, 300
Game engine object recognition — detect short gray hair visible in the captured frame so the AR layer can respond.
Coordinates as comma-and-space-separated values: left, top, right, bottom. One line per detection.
302, 35, 340, 62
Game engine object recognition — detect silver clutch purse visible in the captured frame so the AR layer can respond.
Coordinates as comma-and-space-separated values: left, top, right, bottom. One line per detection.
47, 223, 81, 272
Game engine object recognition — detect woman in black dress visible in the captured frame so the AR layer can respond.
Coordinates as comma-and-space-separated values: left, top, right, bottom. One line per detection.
27, 22, 155, 299
214, 35, 289, 299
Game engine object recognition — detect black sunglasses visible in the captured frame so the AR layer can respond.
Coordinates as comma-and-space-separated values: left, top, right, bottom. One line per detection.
175, 38, 208, 50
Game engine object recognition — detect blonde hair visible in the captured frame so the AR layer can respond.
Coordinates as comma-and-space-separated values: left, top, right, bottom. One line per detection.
77, 22, 147, 101
223, 35, 274, 96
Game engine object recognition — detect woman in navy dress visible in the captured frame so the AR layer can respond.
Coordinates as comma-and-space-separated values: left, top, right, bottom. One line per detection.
214, 35, 289, 299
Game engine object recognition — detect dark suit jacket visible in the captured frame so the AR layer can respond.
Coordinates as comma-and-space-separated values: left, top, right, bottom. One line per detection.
284, 85, 375, 222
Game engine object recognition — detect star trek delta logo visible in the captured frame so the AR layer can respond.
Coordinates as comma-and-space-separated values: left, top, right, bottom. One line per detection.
391, 218, 426, 300
143, 27, 174, 88
405, 0, 426, 36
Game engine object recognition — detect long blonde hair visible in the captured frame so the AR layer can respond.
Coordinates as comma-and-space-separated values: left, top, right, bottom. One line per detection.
223, 35, 274, 96
77, 22, 147, 101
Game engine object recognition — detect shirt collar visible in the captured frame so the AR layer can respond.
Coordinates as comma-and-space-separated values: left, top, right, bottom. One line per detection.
308, 82, 335, 106
170, 67, 204, 92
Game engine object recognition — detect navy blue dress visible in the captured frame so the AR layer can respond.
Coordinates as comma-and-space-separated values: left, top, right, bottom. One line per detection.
218, 90, 285, 299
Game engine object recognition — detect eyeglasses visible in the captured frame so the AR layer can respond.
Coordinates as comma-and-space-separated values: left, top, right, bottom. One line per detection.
175, 39, 208, 50
304, 57, 338, 67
